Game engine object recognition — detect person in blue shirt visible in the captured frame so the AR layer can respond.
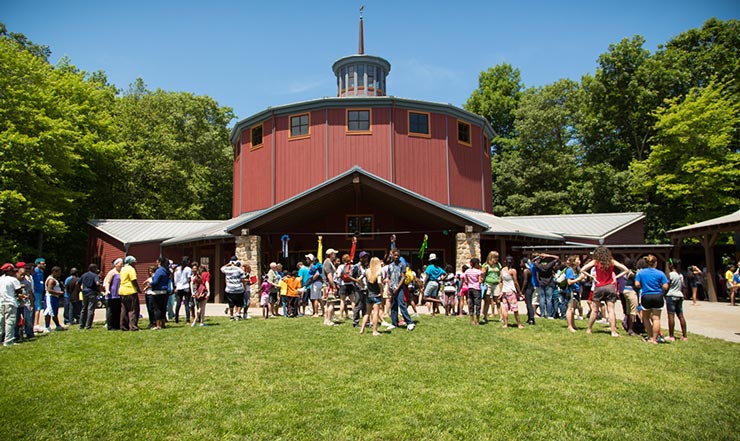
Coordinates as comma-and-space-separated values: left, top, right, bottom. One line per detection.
564, 256, 585, 332
32, 258, 46, 332
149, 257, 171, 330
423, 254, 445, 317
635, 254, 669, 344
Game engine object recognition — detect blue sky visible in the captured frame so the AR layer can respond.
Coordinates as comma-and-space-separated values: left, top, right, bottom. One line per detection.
3, 0, 738, 124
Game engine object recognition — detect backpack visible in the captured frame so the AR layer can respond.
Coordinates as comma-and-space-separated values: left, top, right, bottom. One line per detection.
341, 263, 352, 282
555, 269, 569, 289
404, 267, 415, 285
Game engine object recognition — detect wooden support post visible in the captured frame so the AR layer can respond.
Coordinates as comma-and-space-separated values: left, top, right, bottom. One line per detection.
700, 233, 719, 302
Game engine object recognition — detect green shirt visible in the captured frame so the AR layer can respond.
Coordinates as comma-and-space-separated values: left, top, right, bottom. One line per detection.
482, 263, 501, 286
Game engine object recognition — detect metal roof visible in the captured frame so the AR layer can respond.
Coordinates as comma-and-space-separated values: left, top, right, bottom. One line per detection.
502, 212, 645, 240
666, 209, 740, 235
88, 219, 226, 247
160, 211, 264, 246
453, 208, 565, 241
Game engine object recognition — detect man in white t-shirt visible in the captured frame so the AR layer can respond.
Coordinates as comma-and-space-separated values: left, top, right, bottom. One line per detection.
1, 263, 23, 346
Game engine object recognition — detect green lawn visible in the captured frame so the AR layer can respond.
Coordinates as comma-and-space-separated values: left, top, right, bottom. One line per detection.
2, 315, 739, 440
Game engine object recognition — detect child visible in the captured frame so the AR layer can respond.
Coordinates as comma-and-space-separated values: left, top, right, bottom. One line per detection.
464, 259, 483, 325
499, 256, 524, 329
442, 265, 457, 316
260, 276, 270, 319
457, 264, 469, 316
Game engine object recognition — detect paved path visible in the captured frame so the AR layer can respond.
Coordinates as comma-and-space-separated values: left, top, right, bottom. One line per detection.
199, 300, 740, 343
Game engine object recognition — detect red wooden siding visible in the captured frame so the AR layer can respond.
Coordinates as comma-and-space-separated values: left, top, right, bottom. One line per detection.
232, 143, 241, 217
392, 109, 448, 205
447, 117, 484, 210
234, 104, 491, 213
241, 119, 273, 213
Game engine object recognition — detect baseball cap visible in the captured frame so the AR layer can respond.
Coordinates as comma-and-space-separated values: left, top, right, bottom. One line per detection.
1, 263, 16, 272
428, 253, 437, 261
359, 251, 369, 258
325, 248, 338, 255
124, 256, 137, 264
230, 255, 238, 262
35, 258, 45, 265
305, 253, 315, 261
14, 262, 27, 269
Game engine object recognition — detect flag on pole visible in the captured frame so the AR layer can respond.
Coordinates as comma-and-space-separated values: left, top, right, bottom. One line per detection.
317, 235, 323, 262
418, 234, 428, 260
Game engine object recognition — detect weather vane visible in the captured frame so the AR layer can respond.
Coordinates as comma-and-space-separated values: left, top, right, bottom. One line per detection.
360, 5, 364, 18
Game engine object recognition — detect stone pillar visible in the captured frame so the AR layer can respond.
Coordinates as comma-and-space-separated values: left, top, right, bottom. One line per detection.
456, 231, 481, 273
235, 233, 261, 306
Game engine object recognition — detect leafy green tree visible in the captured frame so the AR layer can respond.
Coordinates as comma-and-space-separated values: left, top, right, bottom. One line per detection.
464, 63, 523, 152
636, 81, 740, 238
112, 80, 234, 220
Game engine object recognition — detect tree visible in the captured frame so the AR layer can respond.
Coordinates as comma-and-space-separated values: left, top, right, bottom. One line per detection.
112, 80, 234, 220
464, 63, 523, 153
636, 81, 740, 238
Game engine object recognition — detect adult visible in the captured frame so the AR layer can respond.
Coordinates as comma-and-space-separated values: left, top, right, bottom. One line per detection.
423, 253, 445, 317
173, 256, 193, 324
386, 250, 415, 331
351, 251, 370, 328
534, 253, 560, 319
32, 257, 46, 333
322, 248, 339, 326
336, 254, 355, 321
103, 258, 123, 330
221, 257, 246, 321
520, 258, 535, 325
635, 254, 669, 344
266, 262, 280, 317
78, 264, 101, 330
119, 256, 141, 331
499, 256, 523, 329
688, 264, 704, 305
44, 266, 67, 332
149, 257, 171, 330
581, 246, 630, 337
1, 263, 22, 346
481, 251, 502, 323
666, 260, 688, 341
360, 256, 383, 336
191, 263, 210, 327
63, 268, 81, 325
14, 262, 35, 341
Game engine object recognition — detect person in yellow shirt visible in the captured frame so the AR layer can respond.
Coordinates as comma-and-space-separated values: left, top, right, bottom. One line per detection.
280, 271, 302, 318
119, 256, 141, 331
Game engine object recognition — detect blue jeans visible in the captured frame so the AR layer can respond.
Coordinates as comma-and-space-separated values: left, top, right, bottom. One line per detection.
167, 294, 175, 319
539, 284, 556, 318
15, 304, 34, 340
558, 290, 568, 319
390, 286, 413, 327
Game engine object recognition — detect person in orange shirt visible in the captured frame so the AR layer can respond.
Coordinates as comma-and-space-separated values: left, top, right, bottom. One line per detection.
279, 270, 303, 318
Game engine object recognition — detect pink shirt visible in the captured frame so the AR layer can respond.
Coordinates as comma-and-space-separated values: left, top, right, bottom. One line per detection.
463, 268, 482, 290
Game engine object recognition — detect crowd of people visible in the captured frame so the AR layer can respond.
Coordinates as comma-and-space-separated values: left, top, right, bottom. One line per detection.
0, 242, 696, 346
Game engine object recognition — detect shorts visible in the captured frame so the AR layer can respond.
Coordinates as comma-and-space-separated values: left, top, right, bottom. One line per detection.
310, 282, 322, 301
665, 296, 683, 315
424, 281, 440, 298
43, 294, 59, 316
592, 285, 617, 303
623, 289, 638, 316
443, 293, 456, 305
35, 295, 43, 311
640, 293, 664, 310
490, 284, 502, 299
501, 291, 518, 312
366, 295, 382, 306
226, 292, 245, 308
260, 295, 269, 307
339, 284, 354, 298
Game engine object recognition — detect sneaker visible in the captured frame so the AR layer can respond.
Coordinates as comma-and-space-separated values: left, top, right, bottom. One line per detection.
407, 323, 415, 331
199, 323, 206, 327
386, 325, 396, 330
381, 321, 392, 327
236, 316, 243, 321
229, 316, 235, 321
44, 327, 52, 334
191, 322, 197, 327
56, 326, 67, 331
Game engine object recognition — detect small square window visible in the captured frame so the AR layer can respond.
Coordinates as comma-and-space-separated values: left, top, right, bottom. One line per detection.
290, 113, 310, 138
347, 215, 374, 238
347, 109, 370, 132
457, 120, 471, 146
251, 124, 263, 149
409, 112, 430, 136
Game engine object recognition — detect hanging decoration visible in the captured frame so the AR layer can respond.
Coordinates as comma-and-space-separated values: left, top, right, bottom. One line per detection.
281, 234, 290, 258
349, 236, 357, 262
317, 235, 323, 262
418, 234, 428, 260
390, 234, 397, 250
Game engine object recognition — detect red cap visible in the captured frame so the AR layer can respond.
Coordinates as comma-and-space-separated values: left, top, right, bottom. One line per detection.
15, 262, 26, 269
1, 263, 16, 272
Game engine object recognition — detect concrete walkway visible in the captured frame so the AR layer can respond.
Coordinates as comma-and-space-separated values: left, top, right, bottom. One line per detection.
200, 299, 740, 343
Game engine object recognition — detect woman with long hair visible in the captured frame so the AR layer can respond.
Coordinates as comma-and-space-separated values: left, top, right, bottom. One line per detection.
580, 246, 629, 337
360, 257, 383, 336
481, 251, 501, 323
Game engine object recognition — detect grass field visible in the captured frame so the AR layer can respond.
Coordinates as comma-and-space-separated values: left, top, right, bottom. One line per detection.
1, 315, 739, 440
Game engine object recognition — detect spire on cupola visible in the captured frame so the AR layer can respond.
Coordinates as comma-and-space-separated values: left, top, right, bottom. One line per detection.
332, 6, 391, 97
